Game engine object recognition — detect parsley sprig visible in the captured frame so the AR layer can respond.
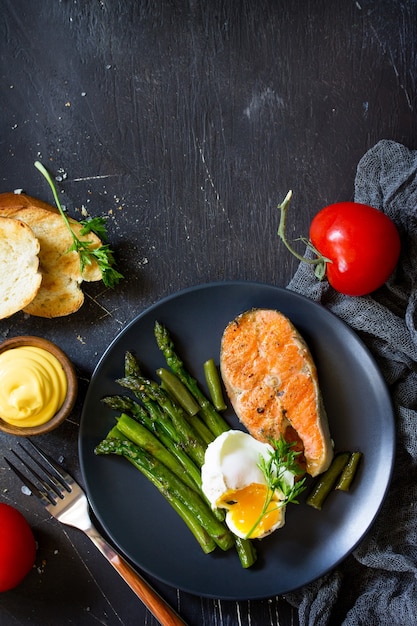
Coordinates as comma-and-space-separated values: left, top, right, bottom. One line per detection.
34, 161, 123, 288
245, 436, 306, 539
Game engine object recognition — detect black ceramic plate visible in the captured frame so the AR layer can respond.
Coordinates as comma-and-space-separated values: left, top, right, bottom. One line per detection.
78, 281, 395, 600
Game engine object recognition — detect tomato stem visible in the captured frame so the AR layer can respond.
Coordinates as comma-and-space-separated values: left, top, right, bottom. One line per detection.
277, 190, 331, 280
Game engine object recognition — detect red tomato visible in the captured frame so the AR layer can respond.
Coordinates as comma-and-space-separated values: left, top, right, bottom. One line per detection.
309, 202, 401, 296
0, 503, 36, 592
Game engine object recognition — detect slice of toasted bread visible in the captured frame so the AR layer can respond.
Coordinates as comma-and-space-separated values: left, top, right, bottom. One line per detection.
0, 216, 42, 319
0, 193, 102, 317
220, 309, 334, 477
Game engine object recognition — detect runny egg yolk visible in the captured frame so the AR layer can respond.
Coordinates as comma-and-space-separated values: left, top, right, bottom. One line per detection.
216, 483, 283, 539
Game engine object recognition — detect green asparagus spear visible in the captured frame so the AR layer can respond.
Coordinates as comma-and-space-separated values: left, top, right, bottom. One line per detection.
116, 413, 199, 491
157, 368, 215, 445
156, 367, 200, 416
203, 358, 227, 412
181, 411, 215, 447
335, 451, 362, 491
123, 349, 214, 445
124, 350, 143, 378
97, 433, 216, 554
233, 535, 257, 569
103, 394, 165, 440
96, 437, 234, 552
154, 321, 230, 437
306, 452, 350, 510
117, 374, 207, 467
105, 389, 183, 445
106, 425, 127, 440
114, 370, 193, 448
103, 394, 203, 490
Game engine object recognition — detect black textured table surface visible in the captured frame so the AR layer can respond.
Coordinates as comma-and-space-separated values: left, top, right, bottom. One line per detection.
1, 1, 416, 625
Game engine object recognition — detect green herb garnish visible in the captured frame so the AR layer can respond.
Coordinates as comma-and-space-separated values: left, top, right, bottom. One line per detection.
245, 436, 307, 539
34, 161, 123, 288
79, 216, 109, 240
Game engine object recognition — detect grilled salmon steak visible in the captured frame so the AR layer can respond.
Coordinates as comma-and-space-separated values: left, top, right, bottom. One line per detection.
220, 308, 333, 477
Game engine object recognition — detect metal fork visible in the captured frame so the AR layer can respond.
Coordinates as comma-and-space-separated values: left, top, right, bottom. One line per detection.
5, 440, 187, 626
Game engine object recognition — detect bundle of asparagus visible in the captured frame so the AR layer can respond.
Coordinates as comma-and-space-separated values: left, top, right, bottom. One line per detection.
95, 321, 257, 568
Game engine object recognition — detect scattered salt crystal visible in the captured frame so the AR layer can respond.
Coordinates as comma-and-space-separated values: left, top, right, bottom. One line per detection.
55, 168, 68, 183
21, 485, 31, 496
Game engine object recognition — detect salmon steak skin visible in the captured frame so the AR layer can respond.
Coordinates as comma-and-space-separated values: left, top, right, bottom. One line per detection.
220, 308, 333, 477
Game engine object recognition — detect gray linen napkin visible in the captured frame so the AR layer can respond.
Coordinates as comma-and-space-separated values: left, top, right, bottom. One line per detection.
284, 140, 417, 626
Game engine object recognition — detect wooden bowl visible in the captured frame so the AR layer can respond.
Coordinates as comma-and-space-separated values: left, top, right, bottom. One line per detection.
0, 336, 78, 436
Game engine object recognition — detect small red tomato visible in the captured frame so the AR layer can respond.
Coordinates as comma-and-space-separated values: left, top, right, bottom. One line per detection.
309, 202, 401, 296
0, 503, 36, 592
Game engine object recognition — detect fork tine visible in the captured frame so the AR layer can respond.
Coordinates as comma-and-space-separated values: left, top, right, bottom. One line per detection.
5, 440, 73, 506
25, 439, 72, 491
17, 443, 67, 496
12, 448, 63, 499
4, 455, 55, 505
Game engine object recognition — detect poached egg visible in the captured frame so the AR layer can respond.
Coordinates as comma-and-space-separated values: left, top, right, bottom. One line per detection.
201, 430, 295, 539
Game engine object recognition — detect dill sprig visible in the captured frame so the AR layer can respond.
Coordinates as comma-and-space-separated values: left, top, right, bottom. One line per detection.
245, 436, 306, 539
34, 161, 123, 288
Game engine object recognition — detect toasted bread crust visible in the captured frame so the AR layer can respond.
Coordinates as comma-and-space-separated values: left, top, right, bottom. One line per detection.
220, 309, 333, 477
0, 193, 102, 317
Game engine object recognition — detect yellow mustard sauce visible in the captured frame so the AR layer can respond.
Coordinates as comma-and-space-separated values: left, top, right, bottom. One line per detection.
0, 346, 67, 427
